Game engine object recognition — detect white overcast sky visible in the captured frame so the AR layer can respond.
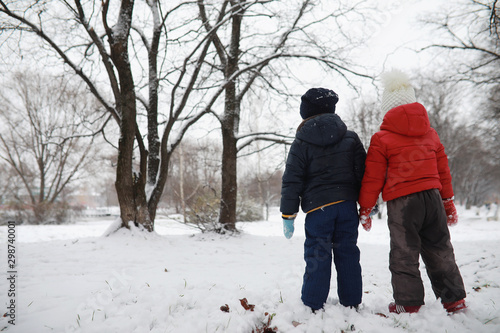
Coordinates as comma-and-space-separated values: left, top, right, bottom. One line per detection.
361, 0, 449, 72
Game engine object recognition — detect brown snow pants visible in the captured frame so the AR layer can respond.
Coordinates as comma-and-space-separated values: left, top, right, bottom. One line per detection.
387, 189, 466, 306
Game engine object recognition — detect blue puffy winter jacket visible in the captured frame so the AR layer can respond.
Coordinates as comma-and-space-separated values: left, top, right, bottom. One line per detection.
280, 113, 366, 215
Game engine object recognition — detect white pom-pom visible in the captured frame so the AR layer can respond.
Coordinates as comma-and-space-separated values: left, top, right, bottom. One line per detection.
380, 69, 417, 113
381, 69, 412, 92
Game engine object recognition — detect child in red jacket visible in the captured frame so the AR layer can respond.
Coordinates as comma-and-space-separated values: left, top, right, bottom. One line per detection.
358, 70, 466, 314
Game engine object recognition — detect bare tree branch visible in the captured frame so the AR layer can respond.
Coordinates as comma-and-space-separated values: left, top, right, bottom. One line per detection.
0, 0, 119, 123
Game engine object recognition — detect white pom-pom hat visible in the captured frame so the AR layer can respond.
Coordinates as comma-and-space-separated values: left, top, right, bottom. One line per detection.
380, 69, 416, 114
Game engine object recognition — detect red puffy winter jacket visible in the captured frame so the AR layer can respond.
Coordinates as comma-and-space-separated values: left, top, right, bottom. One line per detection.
358, 102, 453, 208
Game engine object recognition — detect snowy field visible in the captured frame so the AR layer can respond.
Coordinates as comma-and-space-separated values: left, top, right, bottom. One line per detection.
1, 205, 499, 333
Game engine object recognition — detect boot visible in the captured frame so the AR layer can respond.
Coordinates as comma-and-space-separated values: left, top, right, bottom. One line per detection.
443, 299, 467, 313
388, 302, 421, 314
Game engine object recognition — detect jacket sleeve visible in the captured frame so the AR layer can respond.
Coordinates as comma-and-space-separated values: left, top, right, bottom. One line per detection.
352, 132, 367, 191
280, 139, 306, 215
434, 132, 454, 199
358, 133, 387, 208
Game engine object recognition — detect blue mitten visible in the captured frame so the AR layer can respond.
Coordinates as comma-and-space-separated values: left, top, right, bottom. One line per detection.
283, 218, 295, 239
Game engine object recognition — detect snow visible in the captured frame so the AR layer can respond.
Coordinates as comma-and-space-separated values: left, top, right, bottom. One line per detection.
1, 205, 499, 332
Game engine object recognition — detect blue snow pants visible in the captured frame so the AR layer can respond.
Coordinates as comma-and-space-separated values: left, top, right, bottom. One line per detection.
301, 201, 362, 310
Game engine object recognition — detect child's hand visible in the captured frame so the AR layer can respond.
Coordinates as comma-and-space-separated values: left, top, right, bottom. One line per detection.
283, 218, 295, 239
443, 198, 458, 226
359, 207, 373, 231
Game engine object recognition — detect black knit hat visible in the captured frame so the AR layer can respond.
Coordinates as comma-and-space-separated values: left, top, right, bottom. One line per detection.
300, 88, 339, 119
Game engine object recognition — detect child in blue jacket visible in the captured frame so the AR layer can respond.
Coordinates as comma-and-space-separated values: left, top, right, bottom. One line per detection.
280, 88, 366, 311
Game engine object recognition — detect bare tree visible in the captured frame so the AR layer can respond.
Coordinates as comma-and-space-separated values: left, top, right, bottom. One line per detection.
240, 168, 282, 221
0, 71, 103, 223
482, 84, 500, 163
163, 139, 221, 217
421, 0, 500, 205
0, 163, 23, 216
0, 0, 235, 231
1, 0, 378, 232
197, 0, 376, 231
449, 128, 499, 207
422, 0, 500, 84
478, 83, 500, 203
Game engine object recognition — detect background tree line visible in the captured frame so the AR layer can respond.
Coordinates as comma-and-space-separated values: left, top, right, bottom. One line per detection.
0, 0, 499, 228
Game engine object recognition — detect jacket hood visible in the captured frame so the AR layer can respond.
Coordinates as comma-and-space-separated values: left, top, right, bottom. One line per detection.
296, 113, 347, 146
380, 102, 430, 136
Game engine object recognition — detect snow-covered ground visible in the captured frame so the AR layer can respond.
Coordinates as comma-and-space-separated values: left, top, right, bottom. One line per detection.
0, 205, 499, 332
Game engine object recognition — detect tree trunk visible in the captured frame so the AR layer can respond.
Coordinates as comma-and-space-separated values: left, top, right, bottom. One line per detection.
111, 0, 153, 231
114, 101, 154, 231
113, 79, 139, 228
219, 124, 238, 231
146, 0, 161, 187
179, 144, 186, 222
217, 1, 243, 231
